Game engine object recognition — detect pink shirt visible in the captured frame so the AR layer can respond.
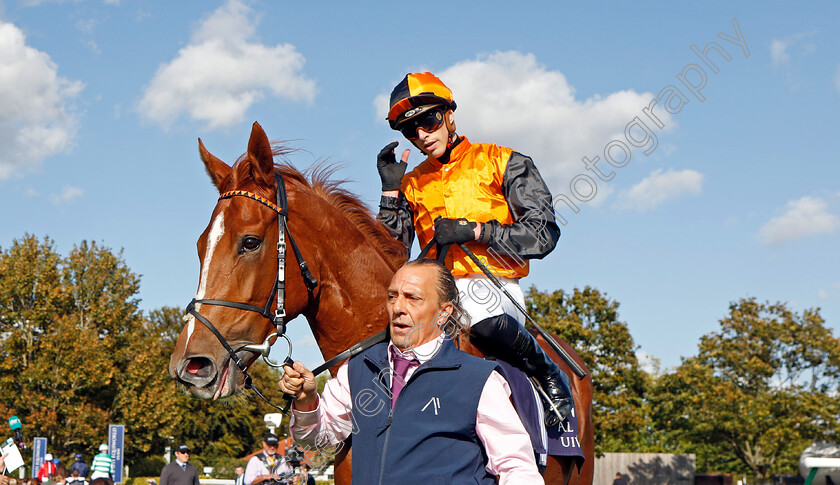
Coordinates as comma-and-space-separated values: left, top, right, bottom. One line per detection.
290, 336, 544, 484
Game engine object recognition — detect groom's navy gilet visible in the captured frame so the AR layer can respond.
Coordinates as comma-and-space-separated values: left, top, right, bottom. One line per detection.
347, 338, 499, 485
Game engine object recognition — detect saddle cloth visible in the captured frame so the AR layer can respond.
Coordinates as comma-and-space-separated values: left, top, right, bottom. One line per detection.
494, 359, 585, 469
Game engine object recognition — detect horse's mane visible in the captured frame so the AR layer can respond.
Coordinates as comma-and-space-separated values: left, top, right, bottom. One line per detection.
232, 146, 407, 272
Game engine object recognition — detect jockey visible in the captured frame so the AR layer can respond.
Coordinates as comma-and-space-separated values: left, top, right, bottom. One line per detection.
376, 71, 574, 423
90, 444, 113, 480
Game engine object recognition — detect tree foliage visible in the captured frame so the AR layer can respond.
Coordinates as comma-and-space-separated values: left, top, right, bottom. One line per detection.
526, 285, 656, 454
0, 236, 142, 454
649, 298, 840, 480
0, 235, 286, 475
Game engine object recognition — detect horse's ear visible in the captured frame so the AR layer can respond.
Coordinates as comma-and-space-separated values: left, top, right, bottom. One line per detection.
247, 122, 274, 189
198, 138, 231, 193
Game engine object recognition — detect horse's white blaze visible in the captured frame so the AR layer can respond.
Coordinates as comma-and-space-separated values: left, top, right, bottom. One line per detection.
186, 212, 225, 348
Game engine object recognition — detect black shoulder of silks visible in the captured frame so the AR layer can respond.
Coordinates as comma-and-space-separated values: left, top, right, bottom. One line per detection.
485, 151, 560, 259
501, 151, 553, 200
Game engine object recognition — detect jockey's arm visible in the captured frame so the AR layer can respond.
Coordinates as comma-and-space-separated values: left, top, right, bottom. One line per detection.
478, 152, 560, 260
377, 192, 415, 255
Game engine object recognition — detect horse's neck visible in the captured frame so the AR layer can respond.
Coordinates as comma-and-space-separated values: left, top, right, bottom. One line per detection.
292, 193, 397, 367
305, 270, 392, 361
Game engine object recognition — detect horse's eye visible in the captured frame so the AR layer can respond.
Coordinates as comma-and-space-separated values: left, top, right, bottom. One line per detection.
241, 236, 261, 252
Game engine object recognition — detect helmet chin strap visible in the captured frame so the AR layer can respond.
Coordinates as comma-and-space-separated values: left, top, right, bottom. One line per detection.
446, 131, 457, 149
445, 113, 457, 149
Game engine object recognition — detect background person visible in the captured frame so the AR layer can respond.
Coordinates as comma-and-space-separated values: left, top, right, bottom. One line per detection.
281, 259, 544, 484
66, 470, 87, 485
1, 453, 9, 485
37, 454, 56, 483
233, 465, 244, 485
159, 444, 198, 485
243, 434, 290, 485
376, 71, 572, 423
70, 454, 88, 479
89, 444, 112, 481
52, 460, 66, 484
298, 464, 314, 485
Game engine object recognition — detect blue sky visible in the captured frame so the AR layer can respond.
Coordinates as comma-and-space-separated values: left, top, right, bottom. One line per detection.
1, 0, 838, 373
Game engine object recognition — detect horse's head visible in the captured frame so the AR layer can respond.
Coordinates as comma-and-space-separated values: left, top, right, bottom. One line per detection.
169, 122, 311, 400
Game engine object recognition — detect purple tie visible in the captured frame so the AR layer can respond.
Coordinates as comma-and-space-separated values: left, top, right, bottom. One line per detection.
390, 347, 419, 408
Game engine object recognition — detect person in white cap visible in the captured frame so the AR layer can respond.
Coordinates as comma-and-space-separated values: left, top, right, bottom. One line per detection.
90, 444, 112, 480
37, 454, 57, 482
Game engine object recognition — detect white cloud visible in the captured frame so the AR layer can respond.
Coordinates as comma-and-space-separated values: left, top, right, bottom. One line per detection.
770, 30, 817, 69
770, 31, 817, 91
75, 18, 97, 36
614, 168, 703, 211
138, 0, 315, 130
375, 51, 672, 188
51, 185, 84, 204
770, 39, 790, 67
0, 21, 83, 181
758, 196, 840, 245
587, 184, 614, 208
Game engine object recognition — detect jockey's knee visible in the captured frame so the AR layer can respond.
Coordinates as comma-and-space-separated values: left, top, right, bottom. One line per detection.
471, 313, 526, 355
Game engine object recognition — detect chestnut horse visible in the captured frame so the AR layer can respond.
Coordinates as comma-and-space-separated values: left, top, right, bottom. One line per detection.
169, 122, 594, 484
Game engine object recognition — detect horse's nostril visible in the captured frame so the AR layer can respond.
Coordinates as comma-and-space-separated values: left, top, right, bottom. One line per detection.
183, 357, 214, 380
186, 359, 203, 374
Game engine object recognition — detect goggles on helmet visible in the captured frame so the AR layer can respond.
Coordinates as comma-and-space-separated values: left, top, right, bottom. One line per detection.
398, 106, 445, 139
387, 72, 456, 129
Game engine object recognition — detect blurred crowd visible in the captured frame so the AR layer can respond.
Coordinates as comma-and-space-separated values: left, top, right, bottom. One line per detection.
2, 445, 108, 485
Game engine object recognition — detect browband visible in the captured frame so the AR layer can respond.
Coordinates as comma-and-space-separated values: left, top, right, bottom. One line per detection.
219, 190, 286, 215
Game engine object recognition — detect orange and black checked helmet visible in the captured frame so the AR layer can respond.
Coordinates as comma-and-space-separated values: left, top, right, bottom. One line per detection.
387, 72, 457, 130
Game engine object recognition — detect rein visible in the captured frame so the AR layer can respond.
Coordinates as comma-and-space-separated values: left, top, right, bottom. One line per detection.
418, 239, 587, 380
185, 172, 317, 411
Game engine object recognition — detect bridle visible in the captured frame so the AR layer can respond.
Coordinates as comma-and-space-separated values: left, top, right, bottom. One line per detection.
184, 172, 317, 410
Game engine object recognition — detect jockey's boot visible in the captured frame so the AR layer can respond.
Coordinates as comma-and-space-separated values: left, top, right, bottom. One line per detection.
472, 314, 574, 426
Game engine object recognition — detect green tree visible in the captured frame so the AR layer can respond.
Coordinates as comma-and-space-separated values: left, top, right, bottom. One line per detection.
0, 235, 287, 472
649, 298, 840, 481
0, 236, 140, 455
115, 306, 187, 456
526, 285, 655, 453
0, 235, 68, 369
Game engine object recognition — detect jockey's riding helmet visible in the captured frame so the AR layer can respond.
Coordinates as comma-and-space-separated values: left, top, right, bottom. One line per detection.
387, 72, 456, 130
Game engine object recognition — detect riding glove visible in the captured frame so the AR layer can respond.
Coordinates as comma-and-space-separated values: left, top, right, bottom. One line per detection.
433, 217, 477, 245
376, 141, 408, 191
